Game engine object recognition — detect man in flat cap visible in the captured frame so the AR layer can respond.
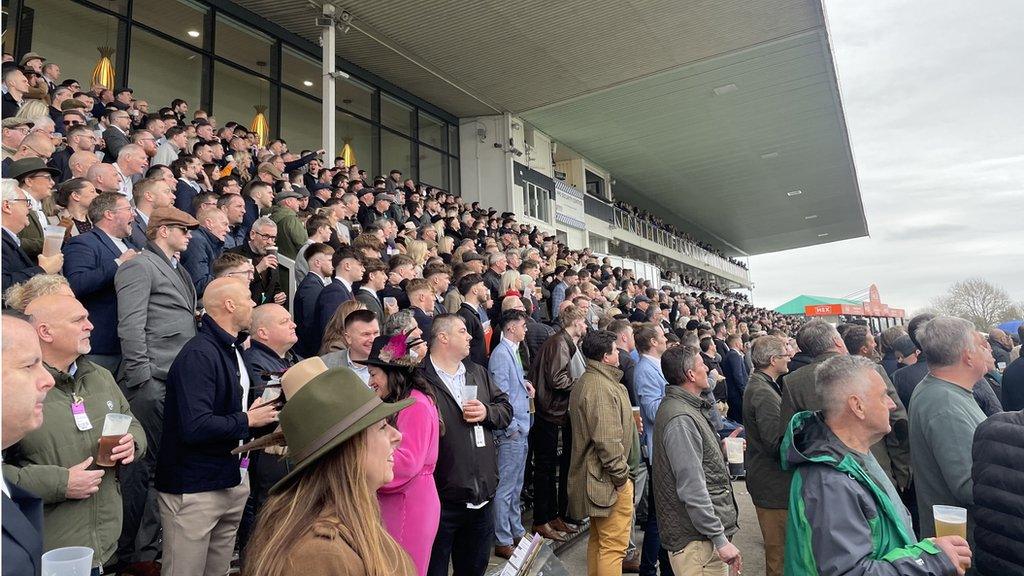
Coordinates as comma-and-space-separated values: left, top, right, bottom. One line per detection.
112, 206, 200, 571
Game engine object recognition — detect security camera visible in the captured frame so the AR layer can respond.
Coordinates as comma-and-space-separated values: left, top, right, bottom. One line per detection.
339, 10, 353, 22
493, 142, 503, 149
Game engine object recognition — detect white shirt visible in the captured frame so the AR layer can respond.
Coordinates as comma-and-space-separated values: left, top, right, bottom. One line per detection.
98, 227, 129, 256
28, 195, 48, 230
2, 226, 20, 246
431, 358, 467, 404
235, 347, 251, 449
114, 163, 133, 203
338, 277, 353, 295
346, 353, 370, 386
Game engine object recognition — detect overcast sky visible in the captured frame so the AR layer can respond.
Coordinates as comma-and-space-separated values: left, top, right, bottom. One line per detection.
747, 0, 1024, 313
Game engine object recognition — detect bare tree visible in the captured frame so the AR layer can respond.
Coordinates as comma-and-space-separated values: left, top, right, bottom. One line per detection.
930, 278, 1018, 330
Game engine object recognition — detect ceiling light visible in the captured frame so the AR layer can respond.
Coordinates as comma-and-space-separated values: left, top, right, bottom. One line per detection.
760, 151, 779, 160
787, 190, 803, 197
187, 30, 201, 38
804, 214, 818, 220
817, 233, 829, 237
712, 83, 738, 96
303, 80, 314, 87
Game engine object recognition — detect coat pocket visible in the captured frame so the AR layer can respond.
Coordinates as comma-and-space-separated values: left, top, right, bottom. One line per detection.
586, 460, 617, 508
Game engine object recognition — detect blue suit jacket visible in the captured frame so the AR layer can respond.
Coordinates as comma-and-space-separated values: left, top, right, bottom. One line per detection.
488, 337, 530, 439
63, 229, 127, 354
1, 230, 43, 295
180, 227, 224, 298
722, 348, 749, 423
2, 483, 43, 576
174, 179, 200, 215
294, 272, 328, 357
635, 354, 668, 457
313, 279, 354, 348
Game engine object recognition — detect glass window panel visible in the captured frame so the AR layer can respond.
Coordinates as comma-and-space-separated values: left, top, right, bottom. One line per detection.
418, 111, 445, 151
449, 157, 461, 196
380, 93, 413, 136
213, 63, 272, 136
336, 112, 373, 175
131, 0, 207, 49
448, 124, 459, 156
419, 145, 444, 188
215, 14, 273, 75
128, 29, 202, 118
22, 0, 121, 91
280, 89, 321, 156
336, 75, 374, 120
281, 46, 320, 99
381, 130, 412, 179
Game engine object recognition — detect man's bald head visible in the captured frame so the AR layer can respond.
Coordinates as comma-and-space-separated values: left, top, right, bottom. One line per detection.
204, 277, 256, 334
69, 150, 99, 177
25, 294, 93, 363
86, 162, 120, 192
251, 304, 289, 333
24, 294, 81, 325
19, 132, 54, 158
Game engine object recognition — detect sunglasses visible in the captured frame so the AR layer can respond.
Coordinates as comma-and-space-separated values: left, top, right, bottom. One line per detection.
63, 119, 84, 126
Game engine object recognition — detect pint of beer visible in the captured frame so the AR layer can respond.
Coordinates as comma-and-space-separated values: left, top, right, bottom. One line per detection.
97, 413, 133, 467
724, 437, 745, 476
933, 505, 967, 539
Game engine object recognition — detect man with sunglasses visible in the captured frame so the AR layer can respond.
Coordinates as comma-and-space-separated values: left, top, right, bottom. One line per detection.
8, 157, 59, 262
113, 206, 199, 573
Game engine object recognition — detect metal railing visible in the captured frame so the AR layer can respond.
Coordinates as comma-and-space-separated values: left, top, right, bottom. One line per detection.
582, 193, 749, 281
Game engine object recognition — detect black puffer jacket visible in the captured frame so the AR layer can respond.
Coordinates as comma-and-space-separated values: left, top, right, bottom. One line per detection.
972, 410, 1024, 576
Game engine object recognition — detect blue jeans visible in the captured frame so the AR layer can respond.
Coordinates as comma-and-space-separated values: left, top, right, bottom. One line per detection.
493, 432, 529, 546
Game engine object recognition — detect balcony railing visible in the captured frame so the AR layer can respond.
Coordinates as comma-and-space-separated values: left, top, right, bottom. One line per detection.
583, 193, 749, 282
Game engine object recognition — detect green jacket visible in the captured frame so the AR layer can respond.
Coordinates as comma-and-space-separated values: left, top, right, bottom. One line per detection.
270, 204, 308, 260
781, 411, 954, 576
2, 360, 147, 567
567, 359, 639, 521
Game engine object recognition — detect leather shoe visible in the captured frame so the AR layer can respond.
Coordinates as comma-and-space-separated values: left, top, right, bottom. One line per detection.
494, 544, 515, 559
549, 518, 579, 534
622, 555, 641, 573
532, 523, 567, 542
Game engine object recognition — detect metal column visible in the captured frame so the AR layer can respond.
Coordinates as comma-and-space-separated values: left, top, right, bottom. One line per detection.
320, 4, 337, 160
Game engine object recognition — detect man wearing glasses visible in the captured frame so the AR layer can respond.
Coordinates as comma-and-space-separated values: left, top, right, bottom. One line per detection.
2, 131, 53, 174
113, 206, 200, 572
8, 158, 59, 262
2, 179, 63, 294
227, 216, 286, 307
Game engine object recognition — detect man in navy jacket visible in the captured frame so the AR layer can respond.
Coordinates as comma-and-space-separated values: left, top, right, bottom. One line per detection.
155, 279, 279, 576
312, 246, 362, 347
721, 334, 750, 423
62, 192, 139, 375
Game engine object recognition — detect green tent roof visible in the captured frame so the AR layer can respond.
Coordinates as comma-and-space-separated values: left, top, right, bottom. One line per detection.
774, 295, 864, 315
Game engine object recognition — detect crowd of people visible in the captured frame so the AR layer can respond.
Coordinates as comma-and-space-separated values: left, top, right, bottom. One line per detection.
3, 50, 1024, 576
611, 201, 748, 271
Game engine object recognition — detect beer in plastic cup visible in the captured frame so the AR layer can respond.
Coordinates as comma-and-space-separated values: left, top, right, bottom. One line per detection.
462, 385, 478, 403
383, 296, 398, 309
933, 505, 967, 539
631, 406, 643, 431
724, 437, 745, 476
42, 546, 93, 576
97, 413, 133, 467
42, 225, 65, 257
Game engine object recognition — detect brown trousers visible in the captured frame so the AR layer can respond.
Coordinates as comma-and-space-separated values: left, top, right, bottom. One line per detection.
755, 506, 787, 576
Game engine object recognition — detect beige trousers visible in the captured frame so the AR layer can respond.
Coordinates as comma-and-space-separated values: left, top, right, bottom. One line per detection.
158, 476, 250, 576
668, 539, 728, 576
755, 506, 787, 576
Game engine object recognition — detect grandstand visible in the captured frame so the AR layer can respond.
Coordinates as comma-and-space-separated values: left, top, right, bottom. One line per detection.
7, 0, 863, 301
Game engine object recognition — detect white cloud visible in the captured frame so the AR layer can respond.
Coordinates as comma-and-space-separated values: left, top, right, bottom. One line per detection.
749, 0, 1024, 314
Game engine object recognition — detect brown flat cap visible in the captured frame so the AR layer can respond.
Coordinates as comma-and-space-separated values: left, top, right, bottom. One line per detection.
147, 206, 199, 234
256, 162, 285, 181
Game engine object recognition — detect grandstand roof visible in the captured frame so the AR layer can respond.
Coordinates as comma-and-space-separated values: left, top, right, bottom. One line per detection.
774, 294, 864, 315
237, 0, 867, 256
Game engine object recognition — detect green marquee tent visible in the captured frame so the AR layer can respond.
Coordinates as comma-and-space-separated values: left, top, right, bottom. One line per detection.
774, 295, 864, 316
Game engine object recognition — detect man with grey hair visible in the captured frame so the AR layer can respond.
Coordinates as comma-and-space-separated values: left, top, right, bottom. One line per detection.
483, 251, 507, 301
782, 354, 970, 575
742, 335, 792, 576
909, 316, 991, 539
114, 144, 149, 202
780, 319, 911, 491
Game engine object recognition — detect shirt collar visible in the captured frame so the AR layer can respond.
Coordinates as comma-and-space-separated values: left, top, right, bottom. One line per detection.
431, 357, 466, 380
2, 227, 20, 246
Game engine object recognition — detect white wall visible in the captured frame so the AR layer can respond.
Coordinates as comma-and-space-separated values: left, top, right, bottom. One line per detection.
459, 115, 511, 211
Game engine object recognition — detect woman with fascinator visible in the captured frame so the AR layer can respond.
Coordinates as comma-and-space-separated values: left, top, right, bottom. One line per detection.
364, 331, 440, 576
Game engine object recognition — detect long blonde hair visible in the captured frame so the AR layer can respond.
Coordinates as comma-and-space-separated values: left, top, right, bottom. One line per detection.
405, 239, 428, 267
242, 430, 412, 576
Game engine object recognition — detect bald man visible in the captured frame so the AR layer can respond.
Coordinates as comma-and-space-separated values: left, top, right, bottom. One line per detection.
68, 150, 99, 180
237, 302, 300, 550
4, 296, 145, 571
86, 162, 122, 194
156, 278, 277, 576
1, 312, 55, 575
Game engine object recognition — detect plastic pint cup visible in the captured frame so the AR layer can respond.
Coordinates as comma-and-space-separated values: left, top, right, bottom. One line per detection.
462, 385, 478, 403
631, 406, 643, 431
42, 225, 65, 257
724, 437, 745, 476
933, 505, 967, 539
42, 546, 93, 576
97, 413, 133, 467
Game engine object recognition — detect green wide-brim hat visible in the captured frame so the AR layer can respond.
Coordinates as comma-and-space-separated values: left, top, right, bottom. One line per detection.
270, 366, 413, 494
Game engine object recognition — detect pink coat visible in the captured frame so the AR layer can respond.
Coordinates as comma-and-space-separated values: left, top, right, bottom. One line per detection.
378, 388, 441, 576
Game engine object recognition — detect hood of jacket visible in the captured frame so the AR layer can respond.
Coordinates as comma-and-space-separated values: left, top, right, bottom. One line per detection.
781, 410, 854, 472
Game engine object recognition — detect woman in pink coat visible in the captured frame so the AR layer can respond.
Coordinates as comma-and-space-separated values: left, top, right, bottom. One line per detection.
366, 332, 440, 576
